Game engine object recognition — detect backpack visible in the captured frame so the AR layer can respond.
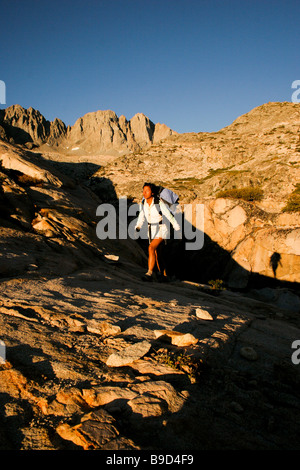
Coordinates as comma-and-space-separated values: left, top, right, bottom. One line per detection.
156, 186, 179, 213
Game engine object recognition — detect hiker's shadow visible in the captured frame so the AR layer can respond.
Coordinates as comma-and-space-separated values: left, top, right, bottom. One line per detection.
270, 252, 282, 278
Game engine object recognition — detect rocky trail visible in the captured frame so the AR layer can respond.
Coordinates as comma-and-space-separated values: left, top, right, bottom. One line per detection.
1, 258, 299, 450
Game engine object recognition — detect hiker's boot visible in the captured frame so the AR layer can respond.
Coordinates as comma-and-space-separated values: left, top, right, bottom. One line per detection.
142, 273, 154, 282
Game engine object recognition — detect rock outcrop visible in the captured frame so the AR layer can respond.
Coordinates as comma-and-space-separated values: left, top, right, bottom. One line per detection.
188, 197, 300, 289
0, 139, 146, 279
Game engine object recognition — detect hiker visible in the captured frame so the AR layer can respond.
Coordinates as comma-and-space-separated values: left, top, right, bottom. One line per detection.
135, 182, 180, 282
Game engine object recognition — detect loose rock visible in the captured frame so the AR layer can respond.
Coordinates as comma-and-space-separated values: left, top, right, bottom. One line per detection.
56, 409, 137, 450
128, 395, 168, 418
195, 308, 214, 321
154, 330, 198, 347
239, 346, 259, 361
106, 341, 152, 367
87, 320, 121, 337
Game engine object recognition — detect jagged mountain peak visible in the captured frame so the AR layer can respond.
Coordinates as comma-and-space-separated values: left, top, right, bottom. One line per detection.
0, 105, 176, 154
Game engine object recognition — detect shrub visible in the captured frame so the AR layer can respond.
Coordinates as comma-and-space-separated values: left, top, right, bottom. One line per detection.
216, 186, 264, 201
282, 184, 300, 212
151, 349, 203, 382
208, 279, 225, 290
16, 174, 44, 187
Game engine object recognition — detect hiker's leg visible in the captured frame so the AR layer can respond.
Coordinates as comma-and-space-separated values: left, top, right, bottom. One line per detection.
148, 237, 163, 273
155, 249, 161, 273
156, 242, 167, 276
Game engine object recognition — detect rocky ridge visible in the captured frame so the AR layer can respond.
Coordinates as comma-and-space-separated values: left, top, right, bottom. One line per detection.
64, 110, 176, 155
0, 105, 176, 155
0, 105, 67, 148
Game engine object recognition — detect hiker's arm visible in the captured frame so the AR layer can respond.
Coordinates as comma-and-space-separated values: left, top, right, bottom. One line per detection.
135, 204, 145, 230
159, 201, 180, 230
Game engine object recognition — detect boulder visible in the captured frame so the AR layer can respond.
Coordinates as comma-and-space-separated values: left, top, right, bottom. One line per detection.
86, 320, 121, 336
191, 198, 300, 287
106, 340, 152, 367
195, 308, 214, 321
0, 141, 67, 187
56, 409, 136, 450
154, 330, 198, 347
239, 346, 259, 361
128, 395, 167, 418
82, 387, 137, 408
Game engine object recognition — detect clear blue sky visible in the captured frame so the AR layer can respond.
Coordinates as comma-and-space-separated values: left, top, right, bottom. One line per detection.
1, 0, 300, 133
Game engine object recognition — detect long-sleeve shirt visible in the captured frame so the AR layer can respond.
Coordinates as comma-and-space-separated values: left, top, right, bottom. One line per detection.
135, 198, 180, 240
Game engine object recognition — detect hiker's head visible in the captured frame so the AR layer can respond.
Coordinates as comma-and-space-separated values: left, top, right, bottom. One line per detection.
143, 182, 156, 199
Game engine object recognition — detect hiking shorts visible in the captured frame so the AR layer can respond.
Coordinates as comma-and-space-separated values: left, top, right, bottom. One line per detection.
148, 223, 169, 241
